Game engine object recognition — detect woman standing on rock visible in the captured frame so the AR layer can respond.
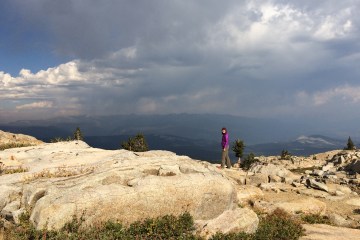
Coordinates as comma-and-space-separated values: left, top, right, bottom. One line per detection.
219, 127, 231, 169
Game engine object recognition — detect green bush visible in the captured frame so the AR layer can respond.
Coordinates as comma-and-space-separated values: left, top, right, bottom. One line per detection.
280, 150, 292, 160
241, 153, 259, 170
301, 214, 331, 224
4, 212, 199, 240
121, 133, 149, 152
254, 208, 304, 240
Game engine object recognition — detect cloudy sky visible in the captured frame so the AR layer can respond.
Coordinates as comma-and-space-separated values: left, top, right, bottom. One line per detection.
1, 0, 360, 126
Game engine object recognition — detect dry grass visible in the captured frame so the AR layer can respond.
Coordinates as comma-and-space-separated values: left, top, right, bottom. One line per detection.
0, 143, 34, 151
0, 165, 29, 175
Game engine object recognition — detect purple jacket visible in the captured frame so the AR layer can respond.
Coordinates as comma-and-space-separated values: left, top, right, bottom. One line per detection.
221, 133, 229, 149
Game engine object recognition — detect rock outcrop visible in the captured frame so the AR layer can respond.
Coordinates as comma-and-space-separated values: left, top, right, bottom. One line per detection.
0, 141, 237, 230
0, 130, 43, 146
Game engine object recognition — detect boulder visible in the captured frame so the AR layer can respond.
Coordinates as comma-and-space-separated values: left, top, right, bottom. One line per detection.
195, 208, 259, 239
306, 179, 329, 192
322, 163, 334, 171
269, 175, 282, 183
327, 213, 353, 227
246, 173, 269, 186
312, 169, 324, 177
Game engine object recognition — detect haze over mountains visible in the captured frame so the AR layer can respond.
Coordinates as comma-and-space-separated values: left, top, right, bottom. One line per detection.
0, 114, 354, 161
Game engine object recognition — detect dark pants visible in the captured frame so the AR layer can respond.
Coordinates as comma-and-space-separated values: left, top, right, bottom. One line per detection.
221, 146, 231, 168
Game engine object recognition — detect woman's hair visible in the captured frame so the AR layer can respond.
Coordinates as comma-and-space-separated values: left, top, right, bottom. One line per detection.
221, 127, 227, 132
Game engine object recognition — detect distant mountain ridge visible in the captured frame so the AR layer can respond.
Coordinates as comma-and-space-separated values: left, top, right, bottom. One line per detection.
0, 114, 352, 161
2, 113, 303, 144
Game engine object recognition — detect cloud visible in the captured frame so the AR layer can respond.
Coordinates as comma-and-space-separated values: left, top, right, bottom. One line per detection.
313, 85, 360, 106
1, 0, 360, 124
16, 101, 53, 110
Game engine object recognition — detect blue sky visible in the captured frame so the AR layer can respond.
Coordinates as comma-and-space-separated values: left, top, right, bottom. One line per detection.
1, 0, 360, 132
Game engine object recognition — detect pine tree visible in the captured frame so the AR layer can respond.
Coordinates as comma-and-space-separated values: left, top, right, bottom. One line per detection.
345, 136, 355, 150
232, 139, 245, 162
73, 127, 84, 141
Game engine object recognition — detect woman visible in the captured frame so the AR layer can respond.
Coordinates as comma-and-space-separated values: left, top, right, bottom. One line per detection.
220, 127, 232, 169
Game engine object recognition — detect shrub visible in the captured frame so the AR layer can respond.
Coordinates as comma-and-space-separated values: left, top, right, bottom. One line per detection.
209, 232, 253, 240
0, 143, 34, 151
254, 208, 304, 240
50, 136, 74, 143
241, 153, 259, 170
0, 165, 29, 175
121, 133, 149, 152
280, 150, 292, 160
301, 214, 331, 224
4, 212, 200, 240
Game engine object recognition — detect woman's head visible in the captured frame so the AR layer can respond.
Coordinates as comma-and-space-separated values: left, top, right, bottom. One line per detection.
221, 127, 227, 134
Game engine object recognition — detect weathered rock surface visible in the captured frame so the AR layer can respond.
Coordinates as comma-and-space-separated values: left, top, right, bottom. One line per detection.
236, 185, 264, 205
275, 197, 327, 215
346, 198, 360, 207
301, 224, 360, 240
195, 208, 259, 239
0, 141, 237, 230
248, 163, 297, 179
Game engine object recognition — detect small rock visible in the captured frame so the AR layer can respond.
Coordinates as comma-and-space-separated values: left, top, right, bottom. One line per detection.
335, 191, 345, 196
328, 213, 352, 227
312, 169, 324, 177
306, 179, 329, 192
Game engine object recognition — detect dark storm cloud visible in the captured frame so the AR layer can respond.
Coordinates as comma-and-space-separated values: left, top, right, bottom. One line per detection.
1, 0, 360, 124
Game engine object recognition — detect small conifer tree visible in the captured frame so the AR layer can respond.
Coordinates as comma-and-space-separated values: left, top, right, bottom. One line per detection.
232, 139, 245, 162
73, 127, 84, 141
345, 136, 356, 150
280, 149, 291, 160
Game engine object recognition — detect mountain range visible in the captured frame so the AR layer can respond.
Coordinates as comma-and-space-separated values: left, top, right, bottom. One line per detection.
0, 114, 351, 162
